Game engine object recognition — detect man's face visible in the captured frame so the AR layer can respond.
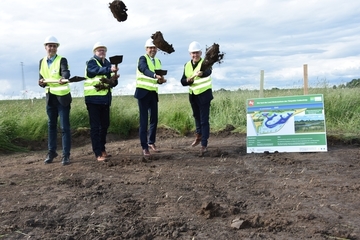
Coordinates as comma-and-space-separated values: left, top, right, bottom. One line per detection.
45, 43, 58, 57
146, 46, 157, 58
94, 47, 107, 60
190, 51, 202, 63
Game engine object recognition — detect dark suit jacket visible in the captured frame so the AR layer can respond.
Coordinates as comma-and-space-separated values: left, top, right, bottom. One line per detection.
189, 89, 213, 105
39, 56, 72, 107
134, 88, 157, 101
47, 92, 72, 107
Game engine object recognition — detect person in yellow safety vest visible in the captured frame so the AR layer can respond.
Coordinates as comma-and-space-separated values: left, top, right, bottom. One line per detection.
84, 42, 119, 162
134, 38, 166, 156
38, 35, 72, 166
180, 41, 213, 156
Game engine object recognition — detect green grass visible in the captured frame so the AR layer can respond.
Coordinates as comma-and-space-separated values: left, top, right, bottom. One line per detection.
1, 87, 360, 153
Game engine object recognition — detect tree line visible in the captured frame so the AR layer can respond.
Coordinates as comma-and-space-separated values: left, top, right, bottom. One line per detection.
333, 78, 360, 89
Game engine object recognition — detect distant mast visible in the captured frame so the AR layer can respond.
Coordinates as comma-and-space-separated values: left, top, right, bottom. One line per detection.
21, 62, 25, 98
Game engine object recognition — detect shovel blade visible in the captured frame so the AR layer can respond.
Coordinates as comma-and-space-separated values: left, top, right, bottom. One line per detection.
109, 55, 123, 65
69, 76, 86, 82
155, 69, 167, 76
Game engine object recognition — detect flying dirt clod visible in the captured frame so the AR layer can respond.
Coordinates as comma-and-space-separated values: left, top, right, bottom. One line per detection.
200, 43, 225, 71
151, 31, 175, 54
109, 0, 128, 22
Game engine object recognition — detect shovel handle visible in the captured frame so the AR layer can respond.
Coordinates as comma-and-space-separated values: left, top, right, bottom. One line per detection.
43, 76, 86, 83
43, 79, 69, 83
113, 63, 119, 74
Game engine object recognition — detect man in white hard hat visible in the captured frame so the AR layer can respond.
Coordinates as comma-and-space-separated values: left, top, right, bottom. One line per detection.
38, 35, 72, 166
134, 38, 166, 156
180, 41, 213, 156
84, 42, 119, 162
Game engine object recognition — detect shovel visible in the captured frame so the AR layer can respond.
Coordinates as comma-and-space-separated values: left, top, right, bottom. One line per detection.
43, 76, 86, 83
154, 69, 167, 84
109, 55, 123, 74
154, 69, 167, 76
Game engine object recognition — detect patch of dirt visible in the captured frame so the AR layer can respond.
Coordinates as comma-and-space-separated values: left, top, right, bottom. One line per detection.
1, 127, 360, 239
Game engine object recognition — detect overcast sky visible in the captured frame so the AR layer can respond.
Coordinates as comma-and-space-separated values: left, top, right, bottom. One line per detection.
1, 0, 360, 100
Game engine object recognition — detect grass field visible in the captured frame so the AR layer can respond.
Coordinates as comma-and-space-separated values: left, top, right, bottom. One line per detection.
1, 87, 360, 152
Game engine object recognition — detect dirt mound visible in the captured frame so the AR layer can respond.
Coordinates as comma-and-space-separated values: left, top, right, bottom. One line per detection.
1, 132, 359, 239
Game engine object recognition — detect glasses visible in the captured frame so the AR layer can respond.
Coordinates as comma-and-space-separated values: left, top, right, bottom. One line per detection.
96, 49, 106, 52
47, 44, 58, 48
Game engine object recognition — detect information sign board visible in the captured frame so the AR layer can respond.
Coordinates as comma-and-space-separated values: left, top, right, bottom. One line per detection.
246, 94, 327, 153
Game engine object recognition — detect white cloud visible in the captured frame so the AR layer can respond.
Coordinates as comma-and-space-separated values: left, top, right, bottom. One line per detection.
1, 0, 360, 100
0, 80, 11, 93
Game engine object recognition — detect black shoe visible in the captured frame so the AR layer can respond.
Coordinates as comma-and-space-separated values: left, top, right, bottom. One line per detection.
61, 156, 70, 166
143, 149, 151, 156
199, 146, 208, 157
44, 152, 58, 164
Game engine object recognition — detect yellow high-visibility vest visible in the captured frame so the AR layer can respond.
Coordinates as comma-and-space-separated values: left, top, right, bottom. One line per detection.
136, 55, 161, 92
84, 58, 112, 96
185, 59, 212, 95
40, 55, 71, 96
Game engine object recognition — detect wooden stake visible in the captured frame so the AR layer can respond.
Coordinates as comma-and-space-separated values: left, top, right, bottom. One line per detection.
303, 64, 308, 95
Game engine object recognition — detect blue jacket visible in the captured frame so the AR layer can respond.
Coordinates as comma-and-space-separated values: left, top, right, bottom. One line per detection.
85, 55, 114, 105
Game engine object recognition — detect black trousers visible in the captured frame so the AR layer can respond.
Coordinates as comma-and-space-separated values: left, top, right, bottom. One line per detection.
137, 91, 158, 150
86, 103, 110, 157
189, 94, 211, 147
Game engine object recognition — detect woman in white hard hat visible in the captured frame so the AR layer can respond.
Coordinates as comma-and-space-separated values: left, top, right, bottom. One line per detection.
134, 38, 166, 156
38, 35, 72, 166
180, 41, 213, 156
84, 42, 119, 162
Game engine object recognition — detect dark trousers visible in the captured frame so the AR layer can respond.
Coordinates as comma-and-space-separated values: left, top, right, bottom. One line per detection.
46, 97, 71, 157
190, 96, 211, 147
137, 91, 158, 150
86, 103, 110, 157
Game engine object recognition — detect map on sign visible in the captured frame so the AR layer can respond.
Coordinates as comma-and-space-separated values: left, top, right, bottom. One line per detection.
250, 108, 306, 135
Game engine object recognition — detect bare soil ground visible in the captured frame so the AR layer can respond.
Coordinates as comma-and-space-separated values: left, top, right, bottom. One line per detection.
1, 128, 360, 240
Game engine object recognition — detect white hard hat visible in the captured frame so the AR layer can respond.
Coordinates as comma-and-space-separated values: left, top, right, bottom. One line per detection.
93, 42, 107, 52
188, 41, 202, 52
145, 38, 155, 48
44, 35, 60, 46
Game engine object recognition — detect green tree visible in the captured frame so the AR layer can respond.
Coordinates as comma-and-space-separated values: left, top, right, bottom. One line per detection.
346, 78, 360, 88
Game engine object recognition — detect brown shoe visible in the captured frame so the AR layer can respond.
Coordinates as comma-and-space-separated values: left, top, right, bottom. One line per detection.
191, 133, 202, 147
102, 151, 112, 158
148, 144, 159, 152
143, 149, 151, 156
97, 156, 107, 162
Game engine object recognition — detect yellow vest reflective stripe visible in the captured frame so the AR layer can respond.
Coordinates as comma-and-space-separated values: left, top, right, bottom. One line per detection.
185, 59, 212, 95
136, 55, 161, 92
84, 58, 111, 96
40, 55, 71, 96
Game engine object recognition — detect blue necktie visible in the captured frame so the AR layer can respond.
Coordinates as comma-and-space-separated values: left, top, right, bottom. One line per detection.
47, 58, 53, 67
